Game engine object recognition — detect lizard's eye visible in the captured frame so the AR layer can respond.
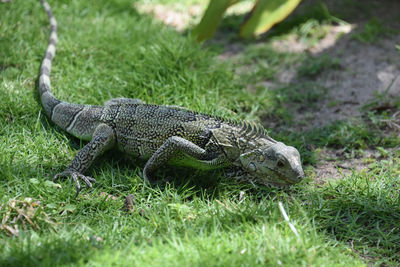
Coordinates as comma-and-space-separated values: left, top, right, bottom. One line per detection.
277, 158, 285, 168
248, 162, 257, 172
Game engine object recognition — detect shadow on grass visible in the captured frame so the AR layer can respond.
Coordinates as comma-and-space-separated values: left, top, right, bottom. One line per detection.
0, 232, 96, 267
92, 151, 286, 201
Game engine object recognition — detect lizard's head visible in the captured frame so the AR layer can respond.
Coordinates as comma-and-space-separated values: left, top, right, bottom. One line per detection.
238, 142, 304, 186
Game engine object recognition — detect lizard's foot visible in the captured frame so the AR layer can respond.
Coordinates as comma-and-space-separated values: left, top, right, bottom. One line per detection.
54, 170, 96, 197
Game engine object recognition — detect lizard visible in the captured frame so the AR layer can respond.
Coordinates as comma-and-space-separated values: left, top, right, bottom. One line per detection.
38, 0, 304, 196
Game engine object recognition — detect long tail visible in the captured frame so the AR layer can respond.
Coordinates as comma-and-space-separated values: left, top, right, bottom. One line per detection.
38, 0, 62, 118
39, 0, 97, 138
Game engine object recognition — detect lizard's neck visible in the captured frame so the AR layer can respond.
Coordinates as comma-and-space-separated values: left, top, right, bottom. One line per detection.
211, 120, 277, 162
236, 134, 277, 154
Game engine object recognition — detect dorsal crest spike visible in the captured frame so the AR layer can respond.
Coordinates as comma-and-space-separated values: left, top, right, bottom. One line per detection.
180, 108, 271, 139
222, 117, 270, 139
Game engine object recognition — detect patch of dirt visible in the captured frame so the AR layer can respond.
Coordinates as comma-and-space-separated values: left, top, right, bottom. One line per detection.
294, 34, 400, 130
214, 0, 400, 131
133, 2, 203, 32
313, 147, 399, 182
313, 148, 372, 183
270, 24, 353, 54
133, 1, 254, 33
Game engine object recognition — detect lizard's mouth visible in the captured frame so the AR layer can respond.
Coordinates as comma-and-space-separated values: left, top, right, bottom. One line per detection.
278, 172, 301, 185
229, 165, 301, 186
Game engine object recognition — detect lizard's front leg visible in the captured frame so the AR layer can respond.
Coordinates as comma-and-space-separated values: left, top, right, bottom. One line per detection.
143, 136, 214, 182
54, 123, 115, 196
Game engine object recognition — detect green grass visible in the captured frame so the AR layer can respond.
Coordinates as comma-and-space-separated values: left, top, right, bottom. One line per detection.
1, 0, 400, 266
298, 54, 341, 78
352, 18, 386, 44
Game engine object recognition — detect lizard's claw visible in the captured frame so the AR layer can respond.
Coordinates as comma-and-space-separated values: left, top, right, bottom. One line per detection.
54, 170, 96, 197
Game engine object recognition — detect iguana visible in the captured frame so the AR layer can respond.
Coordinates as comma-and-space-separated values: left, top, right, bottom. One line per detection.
38, 0, 304, 196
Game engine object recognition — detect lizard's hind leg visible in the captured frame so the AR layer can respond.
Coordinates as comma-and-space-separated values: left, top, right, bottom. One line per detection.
54, 123, 115, 196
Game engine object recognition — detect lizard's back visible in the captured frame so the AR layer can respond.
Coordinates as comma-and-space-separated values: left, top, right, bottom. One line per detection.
111, 104, 222, 158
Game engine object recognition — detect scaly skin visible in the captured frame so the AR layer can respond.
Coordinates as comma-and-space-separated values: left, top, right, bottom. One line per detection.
38, 0, 304, 196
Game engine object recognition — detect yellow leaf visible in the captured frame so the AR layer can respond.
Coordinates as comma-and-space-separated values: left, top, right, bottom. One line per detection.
240, 0, 302, 39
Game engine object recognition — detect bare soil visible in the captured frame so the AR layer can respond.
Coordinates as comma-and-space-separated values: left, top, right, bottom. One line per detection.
313, 148, 398, 182
290, 31, 400, 130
